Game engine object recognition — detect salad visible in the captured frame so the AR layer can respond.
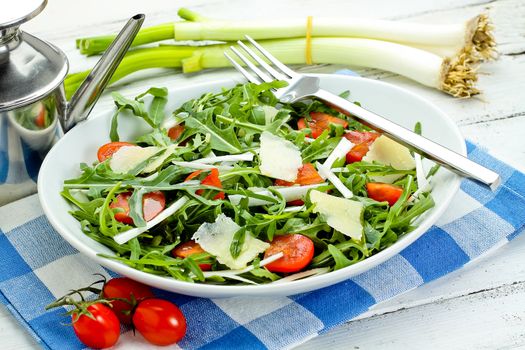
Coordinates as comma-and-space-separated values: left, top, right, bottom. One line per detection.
62, 81, 436, 285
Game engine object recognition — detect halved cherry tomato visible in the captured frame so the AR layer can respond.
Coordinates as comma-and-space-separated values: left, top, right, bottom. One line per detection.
343, 131, 380, 163
297, 112, 349, 138
264, 234, 315, 273
346, 143, 371, 163
97, 142, 134, 162
274, 163, 324, 187
132, 298, 187, 346
35, 105, 46, 128
110, 191, 166, 225
274, 163, 324, 206
185, 168, 225, 200
168, 125, 185, 141
102, 277, 154, 325
72, 303, 120, 349
366, 182, 404, 206
172, 240, 211, 271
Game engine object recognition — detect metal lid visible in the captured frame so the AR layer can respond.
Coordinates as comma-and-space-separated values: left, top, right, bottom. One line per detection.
0, 0, 69, 112
0, 0, 47, 30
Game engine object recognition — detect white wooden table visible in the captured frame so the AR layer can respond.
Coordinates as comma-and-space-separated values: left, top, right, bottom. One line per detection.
2, 0, 525, 349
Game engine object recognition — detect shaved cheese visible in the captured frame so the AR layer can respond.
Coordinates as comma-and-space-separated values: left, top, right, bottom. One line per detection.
228, 183, 327, 207
259, 131, 302, 182
272, 267, 330, 283
110, 146, 160, 174
323, 137, 354, 169
143, 144, 177, 173
192, 214, 270, 269
362, 135, 415, 183
109, 145, 177, 174
262, 105, 279, 124
316, 162, 353, 199
310, 190, 363, 240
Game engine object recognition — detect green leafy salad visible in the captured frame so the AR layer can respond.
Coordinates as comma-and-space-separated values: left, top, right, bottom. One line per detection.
61, 81, 436, 285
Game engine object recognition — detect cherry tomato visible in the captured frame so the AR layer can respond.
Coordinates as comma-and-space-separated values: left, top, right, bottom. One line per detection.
345, 143, 371, 163
274, 163, 324, 206
185, 168, 225, 200
297, 112, 349, 138
366, 182, 404, 206
343, 131, 380, 163
102, 278, 154, 325
132, 299, 187, 346
72, 303, 120, 349
97, 142, 134, 162
264, 234, 315, 273
172, 240, 211, 271
35, 105, 46, 128
168, 125, 185, 141
110, 191, 166, 225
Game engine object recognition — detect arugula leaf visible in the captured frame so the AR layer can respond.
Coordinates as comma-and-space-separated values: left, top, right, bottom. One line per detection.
327, 244, 353, 270
230, 227, 246, 259
185, 110, 242, 153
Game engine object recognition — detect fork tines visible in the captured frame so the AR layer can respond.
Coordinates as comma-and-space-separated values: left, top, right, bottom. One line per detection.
224, 35, 296, 84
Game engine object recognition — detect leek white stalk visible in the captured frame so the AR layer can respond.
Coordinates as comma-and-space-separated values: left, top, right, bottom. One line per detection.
200, 252, 284, 283
228, 183, 327, 207
174, 13, 495, 60
67, 38, 482, 98
193, 38, 480, 98
272, 267, 330, 283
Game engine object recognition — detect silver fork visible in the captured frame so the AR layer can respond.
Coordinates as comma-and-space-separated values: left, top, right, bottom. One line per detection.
225, 36, 500, 190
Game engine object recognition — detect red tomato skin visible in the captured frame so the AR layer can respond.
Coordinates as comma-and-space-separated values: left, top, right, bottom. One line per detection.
35, 105, 46, 128
185, 168, 225, 200
168, 125, 185, 140
102, 278, 154, 325
110, 191, 166, 225
143, 191, 166, 221
344, 131, 380, 145
366, 182, 404, 206
274, 163, 324, 187
172, 241, 212, 271
97, 142, 134, 162
111, 192, 133, 225
264, 234, 315, 273
344, 131, 380, 163
72, 303, 120, 349
297, 112, 349, 138
345, 143, 370, 163
274, 164, 323, 206
132, 299, 187, 346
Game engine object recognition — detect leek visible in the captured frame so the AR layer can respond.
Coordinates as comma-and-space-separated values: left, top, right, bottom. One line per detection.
77, 8, 495, 61
65, 38, 480, 98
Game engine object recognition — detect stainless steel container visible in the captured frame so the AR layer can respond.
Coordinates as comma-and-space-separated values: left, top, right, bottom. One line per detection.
0, 0, 144, 205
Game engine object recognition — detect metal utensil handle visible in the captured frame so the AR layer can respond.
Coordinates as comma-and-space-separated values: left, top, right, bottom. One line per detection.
63, 14, 145, 131
314, 88, 501, 190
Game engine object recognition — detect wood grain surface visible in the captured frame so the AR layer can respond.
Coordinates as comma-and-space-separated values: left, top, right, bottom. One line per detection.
1, 0, 524, 349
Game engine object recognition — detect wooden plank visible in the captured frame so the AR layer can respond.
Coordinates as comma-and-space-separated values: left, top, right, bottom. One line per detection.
298, 276, 525, 350
2, 0, 524, 349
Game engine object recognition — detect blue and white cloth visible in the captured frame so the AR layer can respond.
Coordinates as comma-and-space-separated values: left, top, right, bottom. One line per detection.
1, 141, 524, 350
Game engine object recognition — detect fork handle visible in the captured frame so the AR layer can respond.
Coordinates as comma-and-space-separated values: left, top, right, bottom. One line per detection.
314, 89, 501, 190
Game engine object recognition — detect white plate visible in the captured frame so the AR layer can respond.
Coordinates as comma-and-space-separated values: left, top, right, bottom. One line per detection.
38, 74, 465, 298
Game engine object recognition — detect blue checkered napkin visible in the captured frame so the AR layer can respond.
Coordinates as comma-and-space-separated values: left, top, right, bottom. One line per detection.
1, 142, 524, 350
